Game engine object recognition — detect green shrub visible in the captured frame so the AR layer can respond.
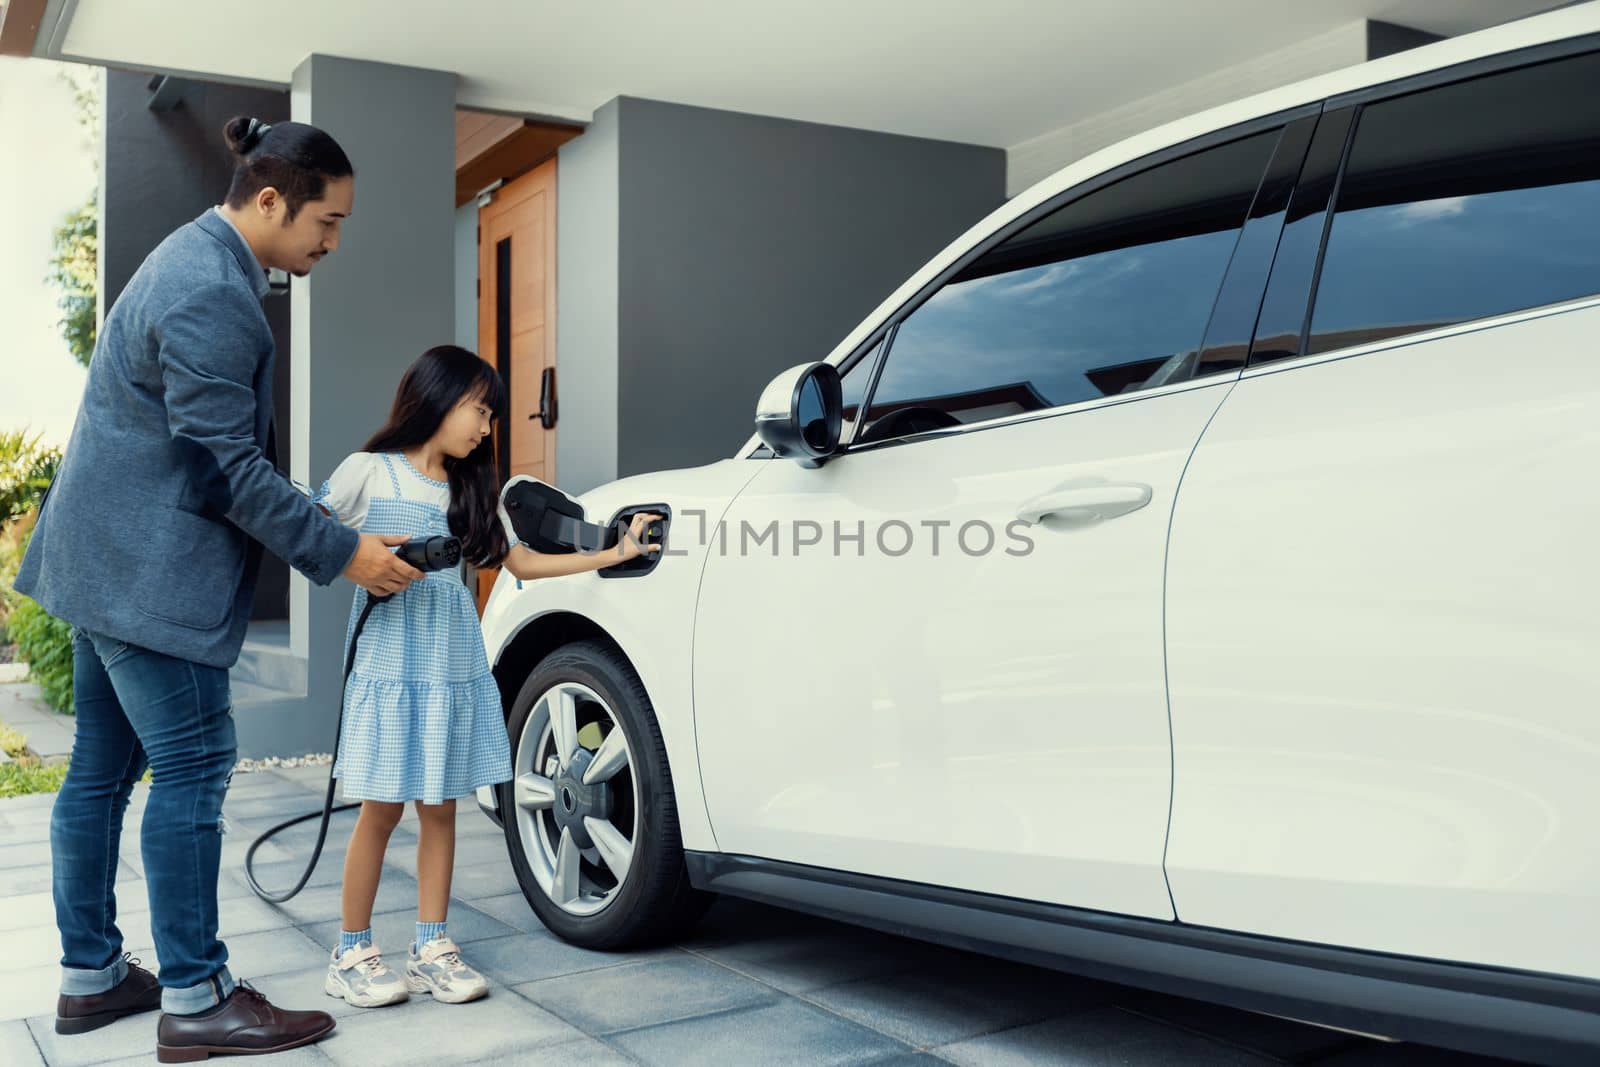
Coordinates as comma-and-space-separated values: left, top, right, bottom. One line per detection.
0, 759, 69, 798
0, 720, 26, 758
0, 431, 60, 527
1, 445, 51, 644
0, 510, 38, 626
9, 596, 73, 713
48, 196, 98, 369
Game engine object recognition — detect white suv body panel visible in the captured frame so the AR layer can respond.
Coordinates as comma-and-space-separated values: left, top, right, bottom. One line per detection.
1165, 298, 1600, 979
481, 0, 1600, 998
480, 459, 764, 852
693, 383, 1234, 918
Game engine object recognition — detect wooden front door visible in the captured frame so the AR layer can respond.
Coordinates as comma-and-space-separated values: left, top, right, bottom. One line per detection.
476, 159, 557, 609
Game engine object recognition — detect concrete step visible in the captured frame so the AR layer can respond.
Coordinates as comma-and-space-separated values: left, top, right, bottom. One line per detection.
0, 685, 75, 762
231, 639, 306, 695
230, 678, 303, 706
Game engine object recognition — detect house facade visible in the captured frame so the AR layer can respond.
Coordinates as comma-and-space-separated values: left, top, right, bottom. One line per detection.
0, 0, 1566, 754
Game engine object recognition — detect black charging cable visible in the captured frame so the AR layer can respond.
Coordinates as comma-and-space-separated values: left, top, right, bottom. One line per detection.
243, 535, 461, 904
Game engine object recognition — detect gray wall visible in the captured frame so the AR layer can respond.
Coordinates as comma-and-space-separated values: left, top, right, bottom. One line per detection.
454, 201, 478, 352
245, 54, 457, 758
103, 70, 294, 620
614, 97, 1005, 478
555, 99, 621, 495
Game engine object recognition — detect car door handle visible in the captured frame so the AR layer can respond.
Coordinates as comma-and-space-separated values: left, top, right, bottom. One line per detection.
1016, 482, 1152, 526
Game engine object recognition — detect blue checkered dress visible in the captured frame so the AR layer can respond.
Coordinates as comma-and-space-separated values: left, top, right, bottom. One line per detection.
314, 451, 512, 805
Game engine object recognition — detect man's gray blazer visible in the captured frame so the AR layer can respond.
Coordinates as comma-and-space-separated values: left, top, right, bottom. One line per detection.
17, 209, 359, 669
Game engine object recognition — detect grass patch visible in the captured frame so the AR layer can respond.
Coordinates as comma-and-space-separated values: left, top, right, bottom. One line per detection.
0, 716, 147, 798
0, 720, 26, 759
0, 758, 68, 798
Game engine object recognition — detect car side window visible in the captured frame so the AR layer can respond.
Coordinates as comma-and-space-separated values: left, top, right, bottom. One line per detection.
1307, 50, 1600, 355
854, 129, 1280, 446
838, 338, 883, 444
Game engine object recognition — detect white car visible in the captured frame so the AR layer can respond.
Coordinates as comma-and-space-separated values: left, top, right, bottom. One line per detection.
477, 7, 1600, 1063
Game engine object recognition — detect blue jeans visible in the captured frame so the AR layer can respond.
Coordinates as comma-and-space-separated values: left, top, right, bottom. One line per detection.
52, 629, 237, 1015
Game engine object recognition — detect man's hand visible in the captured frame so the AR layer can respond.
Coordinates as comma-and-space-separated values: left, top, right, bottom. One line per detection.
343, 533, 424, 596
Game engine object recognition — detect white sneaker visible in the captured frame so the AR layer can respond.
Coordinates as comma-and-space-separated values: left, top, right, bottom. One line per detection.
404, 938, 489, 1004
324, 941, 410, 1008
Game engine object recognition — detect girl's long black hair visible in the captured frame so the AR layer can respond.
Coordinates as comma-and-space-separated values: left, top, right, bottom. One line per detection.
363, 346, 510, 568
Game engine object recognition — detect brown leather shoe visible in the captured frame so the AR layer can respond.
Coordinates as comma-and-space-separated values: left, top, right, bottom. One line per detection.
56, 955, 163, 1034
155, 984, 335, 1063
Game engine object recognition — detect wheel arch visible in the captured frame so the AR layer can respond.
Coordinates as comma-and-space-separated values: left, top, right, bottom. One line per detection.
490, 611, 639, 721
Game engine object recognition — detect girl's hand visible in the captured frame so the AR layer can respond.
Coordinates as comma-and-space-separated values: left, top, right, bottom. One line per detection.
613, 513, 665, 564
504, 514, 665, 580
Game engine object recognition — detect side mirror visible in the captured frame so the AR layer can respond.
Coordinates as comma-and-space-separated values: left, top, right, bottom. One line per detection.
754, 362, 843, 467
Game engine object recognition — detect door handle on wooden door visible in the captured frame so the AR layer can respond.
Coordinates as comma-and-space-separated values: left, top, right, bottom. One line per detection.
1016, 482, 1152, 526
529, 367, 558, 429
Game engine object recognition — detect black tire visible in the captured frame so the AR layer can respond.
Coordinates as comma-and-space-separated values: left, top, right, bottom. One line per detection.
498, 640, 711, 949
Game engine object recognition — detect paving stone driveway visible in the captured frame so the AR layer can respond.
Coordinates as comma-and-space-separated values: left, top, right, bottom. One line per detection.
0, 762, 1518, 1066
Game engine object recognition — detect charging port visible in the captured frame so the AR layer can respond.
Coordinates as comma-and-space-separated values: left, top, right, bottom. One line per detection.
599, 503, 671, 578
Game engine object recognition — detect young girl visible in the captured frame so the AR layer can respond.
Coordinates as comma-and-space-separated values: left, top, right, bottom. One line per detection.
313, 345, 660, 1008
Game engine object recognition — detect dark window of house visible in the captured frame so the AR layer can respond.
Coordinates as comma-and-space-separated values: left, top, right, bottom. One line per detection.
855, 130, 1279, 446
495, 237, 513, 480
1307, 51, 1600, 355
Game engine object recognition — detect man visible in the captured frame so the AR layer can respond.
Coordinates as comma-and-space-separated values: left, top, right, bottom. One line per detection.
16, 115, 422, 1062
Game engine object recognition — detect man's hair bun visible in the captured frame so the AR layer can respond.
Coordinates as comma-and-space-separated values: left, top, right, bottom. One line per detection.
224, 116, 272, 156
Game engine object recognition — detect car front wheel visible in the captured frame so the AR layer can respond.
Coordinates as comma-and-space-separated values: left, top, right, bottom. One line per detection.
498, 640, 708, 949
